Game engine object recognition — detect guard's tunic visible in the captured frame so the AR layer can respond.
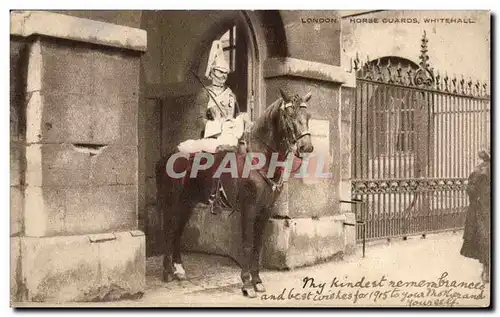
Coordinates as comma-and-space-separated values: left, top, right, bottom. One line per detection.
178, 85, 247, 153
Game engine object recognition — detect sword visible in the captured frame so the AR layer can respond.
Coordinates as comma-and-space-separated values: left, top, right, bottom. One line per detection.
189, 70, 227, 119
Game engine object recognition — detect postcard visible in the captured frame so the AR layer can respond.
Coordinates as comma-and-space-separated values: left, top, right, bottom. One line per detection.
9, 9, 491, 308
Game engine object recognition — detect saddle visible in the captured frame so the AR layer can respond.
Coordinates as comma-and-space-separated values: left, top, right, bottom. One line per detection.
207, 140, 248, 215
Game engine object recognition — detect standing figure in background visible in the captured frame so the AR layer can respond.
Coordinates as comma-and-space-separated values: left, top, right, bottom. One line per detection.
460, 147, 491, 283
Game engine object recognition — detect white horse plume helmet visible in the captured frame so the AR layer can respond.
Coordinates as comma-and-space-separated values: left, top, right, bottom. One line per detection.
205, 40, 230, 80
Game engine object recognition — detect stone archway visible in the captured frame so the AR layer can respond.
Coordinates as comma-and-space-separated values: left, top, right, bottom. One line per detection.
137, 10, 265, 257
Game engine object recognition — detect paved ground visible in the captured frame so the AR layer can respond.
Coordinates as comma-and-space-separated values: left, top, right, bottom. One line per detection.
19, 230, 491, 308
127, 231, 490, 308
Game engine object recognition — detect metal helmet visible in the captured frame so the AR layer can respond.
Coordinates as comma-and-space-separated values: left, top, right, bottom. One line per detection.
205, 40, 229, 79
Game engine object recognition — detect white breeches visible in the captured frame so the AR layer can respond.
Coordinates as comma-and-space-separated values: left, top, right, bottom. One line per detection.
177, 113, 250, 153
177, 134, 239, 153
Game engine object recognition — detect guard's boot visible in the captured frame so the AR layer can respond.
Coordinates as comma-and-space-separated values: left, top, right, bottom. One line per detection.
208, 178, 223, 215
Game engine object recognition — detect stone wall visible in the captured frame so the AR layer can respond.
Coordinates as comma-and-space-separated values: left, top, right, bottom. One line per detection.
10, 12, 359, 301
341, 10, 490, 82
10, 11, 146, 303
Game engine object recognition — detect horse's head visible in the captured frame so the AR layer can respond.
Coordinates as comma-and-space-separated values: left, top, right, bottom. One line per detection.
278, 89, 314, 158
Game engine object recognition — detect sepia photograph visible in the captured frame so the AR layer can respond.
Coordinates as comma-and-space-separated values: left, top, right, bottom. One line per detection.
8, 9, 491, 308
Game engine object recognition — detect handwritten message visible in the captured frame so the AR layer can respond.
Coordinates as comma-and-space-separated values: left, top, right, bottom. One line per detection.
261, 272, 487, 307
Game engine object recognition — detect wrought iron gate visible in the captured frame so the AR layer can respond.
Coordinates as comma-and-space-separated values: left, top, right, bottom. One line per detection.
351, 33, 491, 242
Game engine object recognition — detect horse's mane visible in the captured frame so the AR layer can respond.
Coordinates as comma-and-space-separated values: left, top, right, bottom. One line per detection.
248, 95, 301, 153
251, 93, 305, 131
251, 97, 283, 133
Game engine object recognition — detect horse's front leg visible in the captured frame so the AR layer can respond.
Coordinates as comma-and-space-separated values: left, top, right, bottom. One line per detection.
250, 208, 271, 293
240, 204, 258, 298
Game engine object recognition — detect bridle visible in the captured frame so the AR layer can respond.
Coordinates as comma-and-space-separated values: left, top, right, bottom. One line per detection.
245, 98, 312, 191
246, 99, 311, 157
280, 100, 311, 157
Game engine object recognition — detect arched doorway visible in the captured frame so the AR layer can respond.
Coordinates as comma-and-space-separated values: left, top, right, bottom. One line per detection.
187, 12, 262, 120
138, 10, 261, 257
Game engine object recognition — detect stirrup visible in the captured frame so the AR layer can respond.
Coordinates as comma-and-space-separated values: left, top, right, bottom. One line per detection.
209, 200, 223, 215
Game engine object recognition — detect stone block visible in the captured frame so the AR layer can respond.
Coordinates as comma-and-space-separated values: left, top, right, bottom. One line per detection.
143, 101, 161, 178
15, 231, 144, 303
339, 87, 353, 181
90, 95, 137, 145
270, 182, 289, 217
340, 86, 354, 122
24, 185, 137, 237
37, 92, 91, 143
262, 215, 346, 270
40, 42, 93, 96
35, 92, 137, 145
49, 10, 143, 29
92, 51, 140, 100
182, 207, 350, 270
339, 180, 352, 209
23, 38, 139, 145
87, 145, 137, 186
10, 38, 27, 95
40, 39, 140, 100
11, 11, 146, 51
340, 151, 351, 180
10, 142, 24, 187
25, 144, 136, 187
11, 186, 24, 236
10, 38, 27, 142
10, 91, 24, 142
279, 11, 341, 66
344, 212, 357, 255
182, 206, 244, 265
286, 178, 334, 218
94, 231, 146, 300
10, 237, 22, 303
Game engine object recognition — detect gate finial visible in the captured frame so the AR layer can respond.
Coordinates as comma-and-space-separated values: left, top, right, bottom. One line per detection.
414, 30, 434, 87
419, 30, 430, 70
353, 52, 360, 71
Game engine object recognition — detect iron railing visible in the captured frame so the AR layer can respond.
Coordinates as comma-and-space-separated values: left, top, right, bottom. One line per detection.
350, 32, 490, 241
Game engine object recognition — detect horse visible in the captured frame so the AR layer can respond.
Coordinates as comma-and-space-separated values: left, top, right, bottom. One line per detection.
155, 89, 314, 298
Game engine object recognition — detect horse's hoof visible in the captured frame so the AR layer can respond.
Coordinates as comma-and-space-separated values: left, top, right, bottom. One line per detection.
242, 285, 257, 298
253, 282, 266, 293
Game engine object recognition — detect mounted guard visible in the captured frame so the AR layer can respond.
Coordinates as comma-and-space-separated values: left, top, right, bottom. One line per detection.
156, 85, 314, 298
177, 40, 251, 214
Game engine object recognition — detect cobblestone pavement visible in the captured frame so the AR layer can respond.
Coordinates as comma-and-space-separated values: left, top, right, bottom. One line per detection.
121, 230, 490, 308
